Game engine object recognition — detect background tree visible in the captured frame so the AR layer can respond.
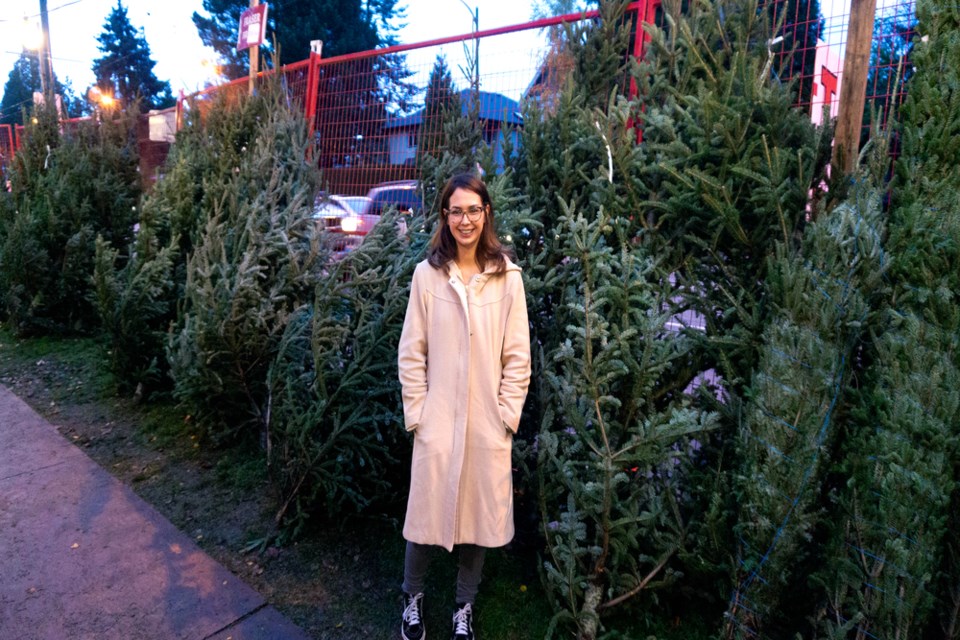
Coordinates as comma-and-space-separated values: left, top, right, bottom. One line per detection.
861, 11, 917, 147
93, 1, 174, 112
531, 0, 598, 15
192, 0, 415, 173
1, 52, 84, 126
191, 0, 249, 80
762, 0, 824, 105
193, 0, 403, 78
0, 54, 43, 126
524, 0, 599, 116
192, 0, 416, 173
416, 55, 461, 165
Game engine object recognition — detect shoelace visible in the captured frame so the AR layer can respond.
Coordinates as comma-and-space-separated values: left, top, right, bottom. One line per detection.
453, 603, 472, 635
404, 593, 423, 626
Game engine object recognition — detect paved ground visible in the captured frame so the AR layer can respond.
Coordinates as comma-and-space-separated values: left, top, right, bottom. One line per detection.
0, 385, 312, 640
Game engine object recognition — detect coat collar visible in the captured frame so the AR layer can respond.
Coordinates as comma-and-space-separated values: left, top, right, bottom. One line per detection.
445, 257, 521, 287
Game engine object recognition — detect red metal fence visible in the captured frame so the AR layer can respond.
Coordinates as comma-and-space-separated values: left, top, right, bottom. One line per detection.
2, 0, 918, 194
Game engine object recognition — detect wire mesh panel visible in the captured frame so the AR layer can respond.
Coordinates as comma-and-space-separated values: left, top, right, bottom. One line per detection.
781, 0, 917, 137
0, 124, 13, 180
307, 20, 561, 197
864, 0, 916, 137
280, 59, 312, 112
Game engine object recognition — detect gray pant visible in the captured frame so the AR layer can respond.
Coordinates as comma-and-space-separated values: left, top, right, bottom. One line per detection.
401, 541, 486, 604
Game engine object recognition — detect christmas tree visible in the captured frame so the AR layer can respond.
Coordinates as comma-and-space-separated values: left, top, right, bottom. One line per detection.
266, 207, 425, 533
817, 0, 960, 636
166, 78, 322, 444
1, 103, 140, 335
95, 68, 295, 394
417, 55, 462, 165
639, 0, 832, 398
506, 3, 723, 636
633, 0, 833, 611
535, 199, 718, 639
725, 169, 886, 638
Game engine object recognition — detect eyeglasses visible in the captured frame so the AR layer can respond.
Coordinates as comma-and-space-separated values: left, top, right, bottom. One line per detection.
444, 205, 485, 222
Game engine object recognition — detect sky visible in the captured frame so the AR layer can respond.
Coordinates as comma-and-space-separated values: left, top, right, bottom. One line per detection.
0, 0, 549, 104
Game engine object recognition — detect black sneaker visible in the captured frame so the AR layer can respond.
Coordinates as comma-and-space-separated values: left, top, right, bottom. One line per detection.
451, 602, 474, 640
401, 591, 425, 640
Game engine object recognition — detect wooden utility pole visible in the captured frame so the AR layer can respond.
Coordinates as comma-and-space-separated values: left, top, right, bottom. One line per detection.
249, 0, 259, 95
832, 0, 878, 176
39, 0, 55, 104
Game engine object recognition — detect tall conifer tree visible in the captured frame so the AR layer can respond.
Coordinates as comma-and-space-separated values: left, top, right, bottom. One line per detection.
1, 52, 84, 125
417, 55, 461, 164
93, 1, 174, 111
93, 78, 279, 393
639, 0, 830, 399
506, 2, 721, 636
631, 0, 832, 613
0, 54, 43, 126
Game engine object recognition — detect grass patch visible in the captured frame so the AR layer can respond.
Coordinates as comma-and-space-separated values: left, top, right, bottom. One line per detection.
136, 400, 197, 446
0, 328, 114, 401
215, 446, 269, 491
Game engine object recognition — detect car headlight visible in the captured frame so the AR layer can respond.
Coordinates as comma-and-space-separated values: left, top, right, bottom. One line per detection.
341, 216, 360, 233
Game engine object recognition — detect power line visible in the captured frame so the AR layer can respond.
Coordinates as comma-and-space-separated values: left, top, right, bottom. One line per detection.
3, 49, 100, 65
0, 0, 88, 23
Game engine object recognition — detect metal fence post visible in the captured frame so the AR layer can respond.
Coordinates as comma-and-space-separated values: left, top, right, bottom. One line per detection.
629, 0, 660, 143
305, 51, 320, 150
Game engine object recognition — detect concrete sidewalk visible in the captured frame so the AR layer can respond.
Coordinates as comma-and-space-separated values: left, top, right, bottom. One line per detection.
0, 385, 312, 640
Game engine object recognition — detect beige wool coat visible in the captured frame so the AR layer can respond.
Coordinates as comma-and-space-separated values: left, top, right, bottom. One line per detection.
398, 257, 531, 551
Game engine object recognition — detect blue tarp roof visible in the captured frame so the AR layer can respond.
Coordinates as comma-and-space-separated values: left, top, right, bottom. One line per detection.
384, 89, 522, 129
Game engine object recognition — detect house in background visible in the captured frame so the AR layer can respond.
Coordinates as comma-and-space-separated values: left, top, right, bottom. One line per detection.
383, 89, 522, 169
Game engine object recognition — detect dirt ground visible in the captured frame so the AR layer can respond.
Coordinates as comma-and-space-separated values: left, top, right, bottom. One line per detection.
0, 338, 413, 639
0, 335, 548, 639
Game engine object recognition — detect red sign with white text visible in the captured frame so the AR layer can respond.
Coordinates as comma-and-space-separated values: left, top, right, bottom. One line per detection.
237, 4, 268, 51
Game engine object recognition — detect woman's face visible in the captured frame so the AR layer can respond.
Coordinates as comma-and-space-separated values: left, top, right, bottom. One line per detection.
445, 187, 487, 256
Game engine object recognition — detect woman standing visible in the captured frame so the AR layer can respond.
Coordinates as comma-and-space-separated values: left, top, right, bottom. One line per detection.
397, 173, 531, 640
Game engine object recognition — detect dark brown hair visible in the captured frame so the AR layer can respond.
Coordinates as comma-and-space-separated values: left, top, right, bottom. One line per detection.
426, 173, 508, 274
